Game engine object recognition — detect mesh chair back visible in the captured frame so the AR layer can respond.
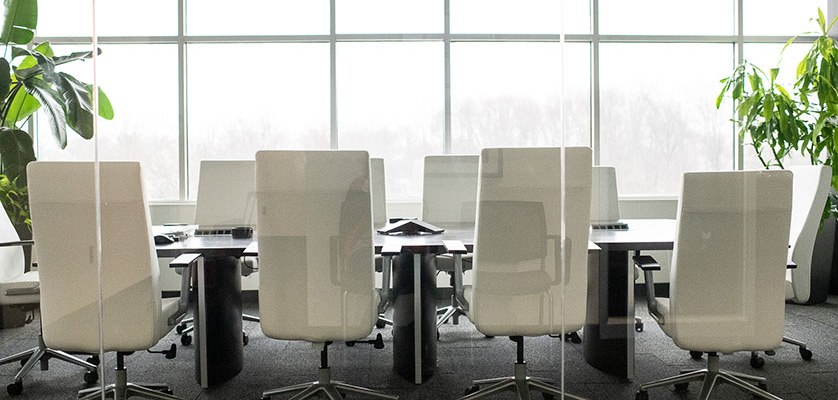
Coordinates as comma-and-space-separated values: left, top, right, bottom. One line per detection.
471, 147, 592, 337
256, 150, 376, 342
28, 161, 161, 353
670, 170, 791, 352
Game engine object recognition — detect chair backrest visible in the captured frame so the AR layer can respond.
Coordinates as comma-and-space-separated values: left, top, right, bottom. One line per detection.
28, 161, 162, 353
193, 160, 256, 227
255, 150, 376, 342
590, 165, 621, 224
0, 211, 24, 284
421, 155, 479, 226
669, 170, 792, 352
787, 165, 831, 303
370, 158, 387, 229
471, 147, 592, 337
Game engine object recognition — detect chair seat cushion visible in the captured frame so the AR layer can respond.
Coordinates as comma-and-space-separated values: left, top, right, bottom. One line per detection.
0, 271, 40, 306
157, 297, 183, 341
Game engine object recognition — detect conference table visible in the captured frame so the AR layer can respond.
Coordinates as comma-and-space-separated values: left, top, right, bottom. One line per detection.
154, 218, 674, 387
585, 218, 676, 380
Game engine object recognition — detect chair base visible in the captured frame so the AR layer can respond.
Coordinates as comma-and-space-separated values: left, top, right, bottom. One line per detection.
78, 366, 181, 400
459, 362, 588, 400
636, 353, 781, 400
436, 304, 467, 328
262, 367, 397, 400
0, 333, 96, 385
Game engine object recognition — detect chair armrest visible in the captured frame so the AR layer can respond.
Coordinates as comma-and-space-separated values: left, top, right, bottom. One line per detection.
632, 254, 664, 324
633, 255, 660, 271
787, 261, 797, 269
168, 253, 201, 326
242, 241, 258, 257
378, 243, 401, 314
443, 240, 469, 311
0, 240, 34, 248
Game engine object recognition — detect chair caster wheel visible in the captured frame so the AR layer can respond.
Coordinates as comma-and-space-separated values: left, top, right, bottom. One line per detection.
86, 356, 100, 366
674, 382, 688, 392
750, 355, 765, 369
564, 332, 582, 344
18, 358, 26, 368
635, 321, 644, 332
437, 330, 440, 340
181, 334, 192, 346
465, 385, 480, 396
375, 319, 387, 329
162, 388, 174, 395
634, 390, 648, 400
7, 381, 22, 396
542, 393, 556, 400
689, 351, 703, 360
243, 332, 249, 346
176, 323, 186, 334
84, 370, 99, 385
346, 341, 355, 347
800, 348, 813, 361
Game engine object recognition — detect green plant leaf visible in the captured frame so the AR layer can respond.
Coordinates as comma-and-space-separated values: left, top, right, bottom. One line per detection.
0, 127, 34, 183
0, 0, 37, 47
818, 8, 827, 33
53, 72, 93, 139
89, 85, 113, 120
0, 57, 10, 100
23, 78, 67, 148
53, 48, 98, 66
3, 83, 39, 127
16, 41, 52, 70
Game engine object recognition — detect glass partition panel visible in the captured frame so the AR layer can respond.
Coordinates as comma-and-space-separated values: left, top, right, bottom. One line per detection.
600, 43, 734, 195
451, 42, 590, 153
336, 42, 443, 201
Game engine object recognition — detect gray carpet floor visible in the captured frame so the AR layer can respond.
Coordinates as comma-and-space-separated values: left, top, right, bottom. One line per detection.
1, 294, 837, 400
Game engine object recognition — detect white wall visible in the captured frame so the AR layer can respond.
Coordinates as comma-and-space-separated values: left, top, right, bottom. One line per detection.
151, 197, 678, 291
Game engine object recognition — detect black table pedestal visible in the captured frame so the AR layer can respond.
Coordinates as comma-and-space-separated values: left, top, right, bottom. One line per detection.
194, 256, 243, 387
392, 250, 437, 383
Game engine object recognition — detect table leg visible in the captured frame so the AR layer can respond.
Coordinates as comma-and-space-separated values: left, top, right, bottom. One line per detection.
391, 250, 437, 384
194, 256, 244, 387
583, 248, 634, 379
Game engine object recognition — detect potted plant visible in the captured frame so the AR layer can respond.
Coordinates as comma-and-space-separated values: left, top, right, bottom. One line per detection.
0, 0, 114, 269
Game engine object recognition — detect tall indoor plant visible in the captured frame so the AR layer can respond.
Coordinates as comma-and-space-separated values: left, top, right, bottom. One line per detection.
717, 8, 838, 217
0, 0, 113, 268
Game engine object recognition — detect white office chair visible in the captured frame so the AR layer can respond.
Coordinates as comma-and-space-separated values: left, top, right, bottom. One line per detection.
370, 157, 396, 329
28, 161, 190, 400
456, 147, 592, 400
177, 160, 258, 346
255, 150, 398, 400
421, 154, 479, 328
634, 170, 792, 400
749, 165, 829, 368
0, 211, 99, 396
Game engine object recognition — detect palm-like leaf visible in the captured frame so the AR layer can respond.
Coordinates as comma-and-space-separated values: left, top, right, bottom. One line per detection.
23, 78, 66, 148
0, 0, 36, 47
55, 72, 93, 139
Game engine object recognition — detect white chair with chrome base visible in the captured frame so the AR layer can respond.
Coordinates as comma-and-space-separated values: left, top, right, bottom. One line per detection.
256, 150, 398, 400
749, 165, 829, 368
28, 161, 191, 400
634, 170, 792, 400
454, 147, 593, 400
421, 154, 479, 329
0, 211, 98, 396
